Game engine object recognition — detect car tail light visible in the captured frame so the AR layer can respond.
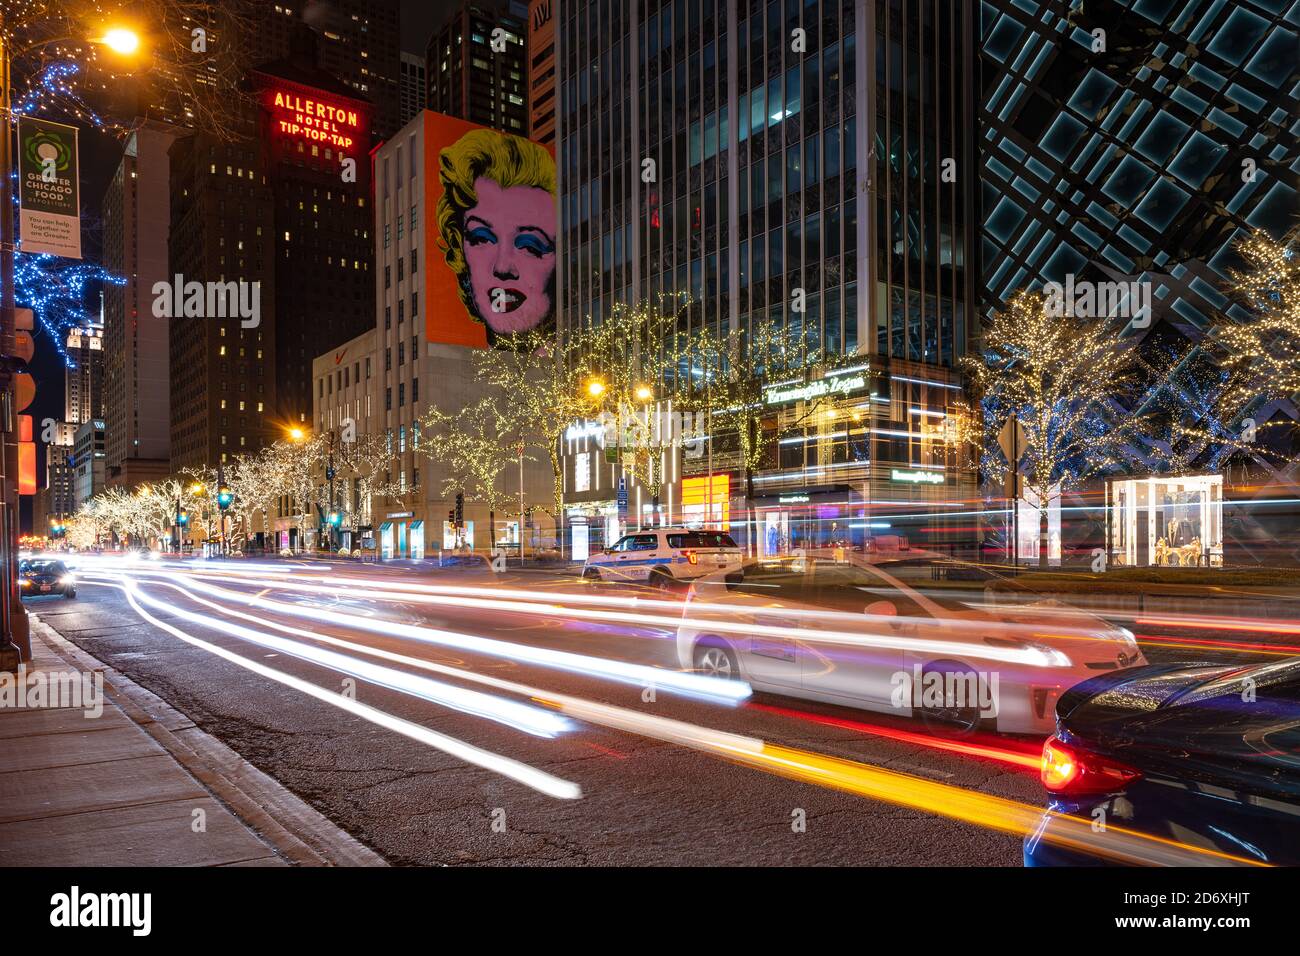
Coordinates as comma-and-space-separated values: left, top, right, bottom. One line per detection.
684, 550, 698, 565
1040, 737, 1141, 794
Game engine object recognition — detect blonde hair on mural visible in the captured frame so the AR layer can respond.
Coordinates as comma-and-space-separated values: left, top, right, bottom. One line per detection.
436, 129, 556, 320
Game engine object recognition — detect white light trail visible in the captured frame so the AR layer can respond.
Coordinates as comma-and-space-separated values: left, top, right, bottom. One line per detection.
106, 578, 582, 799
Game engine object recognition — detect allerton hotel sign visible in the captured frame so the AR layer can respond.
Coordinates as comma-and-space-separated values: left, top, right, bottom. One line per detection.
268, 89, 362, 149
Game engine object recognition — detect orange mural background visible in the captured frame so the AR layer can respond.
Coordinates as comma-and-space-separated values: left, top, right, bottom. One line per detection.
421, 112, 557, 349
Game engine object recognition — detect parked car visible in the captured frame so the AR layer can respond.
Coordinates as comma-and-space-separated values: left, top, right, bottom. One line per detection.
1024, 657, 1300, 866
676, 556, 1146, 735
582, 528, 744, 588
19, 559, 76, 599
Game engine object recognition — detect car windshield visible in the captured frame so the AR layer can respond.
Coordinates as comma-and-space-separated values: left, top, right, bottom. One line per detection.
667, 532, 737, 549
23, 561, 65, 574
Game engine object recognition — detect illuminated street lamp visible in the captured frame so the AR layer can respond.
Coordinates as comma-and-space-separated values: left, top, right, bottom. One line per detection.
0, 22, 147, 657
635, 385, 653, 402
99, 27, 142, 57
586, 379, 606, 399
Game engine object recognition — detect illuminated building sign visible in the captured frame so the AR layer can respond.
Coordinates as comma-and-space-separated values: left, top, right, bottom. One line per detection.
778, 494, 810, 504
764, 368, 870, 406
891, 469, 945, 485
267, 89, 363, 149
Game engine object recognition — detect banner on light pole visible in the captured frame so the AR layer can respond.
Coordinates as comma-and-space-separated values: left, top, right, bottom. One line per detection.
18, 116, 82, 259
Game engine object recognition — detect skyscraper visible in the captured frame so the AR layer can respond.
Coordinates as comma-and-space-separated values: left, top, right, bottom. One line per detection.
426, 1, 530, 135
527, 0, 557, 146
400, 51, 428, 126
557, 0, 978, 552
64, 322, 104, 426
979, 0, 1297, 329
247, 0, 403, 138
167, 34, 375, 473
102, 125, 178, 490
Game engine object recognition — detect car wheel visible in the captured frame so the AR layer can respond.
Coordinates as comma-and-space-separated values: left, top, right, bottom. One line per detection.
64, 588, 76, 599
694, 640, 739, 680
649, 568, 675, 592
917, 661, 985, 737
582, 567, 601, 583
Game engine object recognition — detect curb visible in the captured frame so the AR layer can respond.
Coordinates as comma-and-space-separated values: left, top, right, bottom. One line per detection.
29, 614, 387, 868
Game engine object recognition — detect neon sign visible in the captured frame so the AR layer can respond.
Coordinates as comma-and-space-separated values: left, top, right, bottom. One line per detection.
270, 90, 361, 149
891, 469, 944, 485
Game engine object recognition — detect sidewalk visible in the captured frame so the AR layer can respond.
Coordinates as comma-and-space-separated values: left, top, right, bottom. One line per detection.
0, 617, 385, 867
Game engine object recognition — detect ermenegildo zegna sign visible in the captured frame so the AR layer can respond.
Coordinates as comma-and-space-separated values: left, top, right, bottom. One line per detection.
17, 116, 81, 259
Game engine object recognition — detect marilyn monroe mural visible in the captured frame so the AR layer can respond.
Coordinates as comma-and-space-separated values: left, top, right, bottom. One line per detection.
435, 126, 557, 347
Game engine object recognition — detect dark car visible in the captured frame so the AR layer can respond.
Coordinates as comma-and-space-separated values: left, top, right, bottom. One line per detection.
1024, 657, 1300, 866
19, 559, 76, 599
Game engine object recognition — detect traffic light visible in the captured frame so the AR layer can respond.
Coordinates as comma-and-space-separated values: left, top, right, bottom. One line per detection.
447, 509, 454, 526
177, 508, 189, 526
216, 486, 233, 509
328, 511, 342, 527
454, 492, 464, 527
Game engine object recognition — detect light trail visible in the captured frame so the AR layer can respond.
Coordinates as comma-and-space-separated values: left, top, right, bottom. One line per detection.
1135, 614, 1300, 636
94, 568, 1266, 864
106, 577, 583, 800
745, 701, 1043, 770
87, 569, 753, 706
139, 565, 1090, 668
117, 574, 572, 738
529, 693, 1265, 867
1135, 633, 1300, 658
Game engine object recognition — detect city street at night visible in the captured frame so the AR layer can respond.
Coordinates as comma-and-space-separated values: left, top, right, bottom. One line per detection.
18, 553, 1299, 868
0, 0, 1296, 935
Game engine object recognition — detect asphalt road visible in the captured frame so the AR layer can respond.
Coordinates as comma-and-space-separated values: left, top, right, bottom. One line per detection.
27, 557, 1299, 866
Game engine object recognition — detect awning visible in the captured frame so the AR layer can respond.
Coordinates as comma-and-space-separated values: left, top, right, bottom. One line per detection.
409, 520, 424, 530
379, 522, 393, 532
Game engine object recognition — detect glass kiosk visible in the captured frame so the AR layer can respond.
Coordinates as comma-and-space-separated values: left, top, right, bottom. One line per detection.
1107, 474, 1224, 568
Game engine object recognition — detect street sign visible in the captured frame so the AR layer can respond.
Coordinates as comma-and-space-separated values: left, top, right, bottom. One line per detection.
17, 117, 82, 259
997, 416, 1029, 463
616, 476, 628, 520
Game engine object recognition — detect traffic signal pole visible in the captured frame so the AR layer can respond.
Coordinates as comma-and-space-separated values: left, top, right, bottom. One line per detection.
0, 27, 31, 665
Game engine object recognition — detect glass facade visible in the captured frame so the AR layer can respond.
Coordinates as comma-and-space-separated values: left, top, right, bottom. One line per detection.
557, 1, 980, 553
980, 0, 1298, 332
559, 0, 975, 364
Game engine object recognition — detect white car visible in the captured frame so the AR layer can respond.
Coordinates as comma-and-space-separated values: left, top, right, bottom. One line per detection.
676, 556, 1147, 735
582, 528, 744, 588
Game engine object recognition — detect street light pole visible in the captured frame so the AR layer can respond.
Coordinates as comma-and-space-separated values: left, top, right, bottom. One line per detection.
0, 26, 29, 662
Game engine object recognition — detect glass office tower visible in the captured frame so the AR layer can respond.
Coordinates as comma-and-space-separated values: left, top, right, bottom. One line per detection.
980, 0, 1296, 332
980, 0, 1299, 564
558, 1, 979, 554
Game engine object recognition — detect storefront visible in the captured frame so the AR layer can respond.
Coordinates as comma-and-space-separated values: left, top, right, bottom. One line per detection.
1107, 474, 1224, 568
380, 511, 427, 560
752, 485, 861, 556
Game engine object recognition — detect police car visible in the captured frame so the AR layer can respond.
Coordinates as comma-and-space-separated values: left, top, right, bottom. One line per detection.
582, 528, 744, 588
